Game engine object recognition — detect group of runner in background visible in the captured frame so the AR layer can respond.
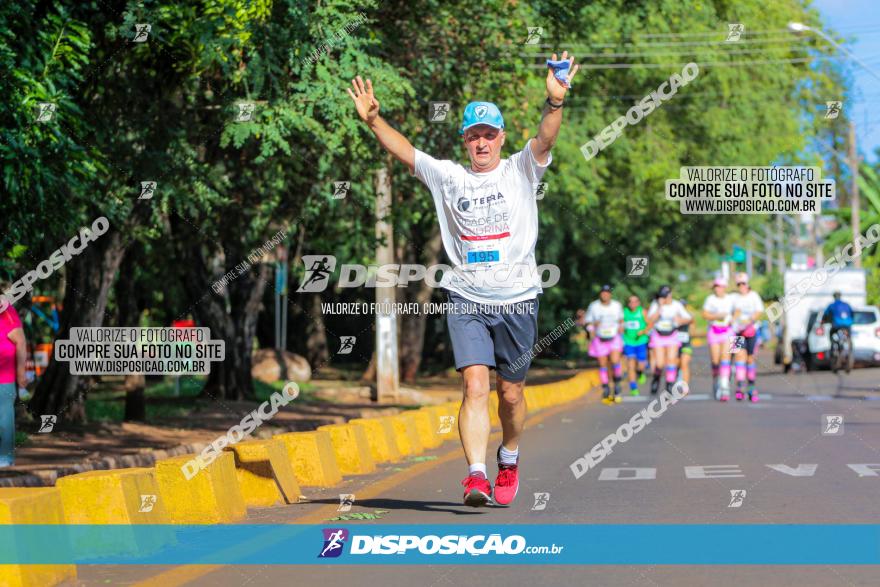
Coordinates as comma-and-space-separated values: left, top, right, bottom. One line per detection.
575, 273, 765, 404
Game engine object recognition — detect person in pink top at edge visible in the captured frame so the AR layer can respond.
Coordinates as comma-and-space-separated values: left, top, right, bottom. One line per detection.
0, 286, 29, 467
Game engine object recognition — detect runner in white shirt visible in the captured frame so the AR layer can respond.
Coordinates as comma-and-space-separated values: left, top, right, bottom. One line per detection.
730, 273, 765, 402
347, 53, 580, 507
580, 285, 624, 403
702, 277, 735, 401
646, 285, 692, 394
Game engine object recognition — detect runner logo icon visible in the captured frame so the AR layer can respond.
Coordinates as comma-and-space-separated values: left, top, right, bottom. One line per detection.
133, 23, 151, 43
728, 335, 746, 354
728, 489, 746, 508
338, 494, 355, 512
297, 255, 337, 292
429, 102, 450, 122
531, 492, 549, 511
36, 102, 57, 122
236, 102, 255, 122
138, 494, 157, 513
822, 414, 844, 435
337, 336, 356, 355
825, 101, 842, 119
38, 414, 57, 433
438, 415, 456, 434
524, 27, 543, 45
534, 182, 547, 200
626, 256, 649, 277
319, 528, 349, 558
332, 181, 350, 199
726, 23, 744, 42
139, 181, 157, 200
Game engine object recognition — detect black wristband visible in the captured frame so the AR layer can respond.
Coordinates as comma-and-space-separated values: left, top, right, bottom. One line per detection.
545, 97, 564, 110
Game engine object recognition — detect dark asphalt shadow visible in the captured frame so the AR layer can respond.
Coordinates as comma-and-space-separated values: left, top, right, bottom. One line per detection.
305, 497, 500, 516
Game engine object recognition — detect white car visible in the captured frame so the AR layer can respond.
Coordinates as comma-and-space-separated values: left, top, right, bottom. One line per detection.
805, 305, 880, 370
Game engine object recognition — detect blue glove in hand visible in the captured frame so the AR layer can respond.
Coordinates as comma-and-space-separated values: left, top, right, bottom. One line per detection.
546, 59, 572, 88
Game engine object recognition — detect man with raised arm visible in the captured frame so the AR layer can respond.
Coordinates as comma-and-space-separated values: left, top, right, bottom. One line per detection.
347, 52, 579, 507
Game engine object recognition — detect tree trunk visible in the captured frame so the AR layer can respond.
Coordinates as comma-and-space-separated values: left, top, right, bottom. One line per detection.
399, 227, 442, 383
304, 293, 329, 367
32, 230, 127, 422
123, 374, 146, 421
117, 250, 146, 421
170, 220, 268, 401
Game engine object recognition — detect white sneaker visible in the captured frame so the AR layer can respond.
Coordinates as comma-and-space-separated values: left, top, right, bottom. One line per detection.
717, 378, 730, 401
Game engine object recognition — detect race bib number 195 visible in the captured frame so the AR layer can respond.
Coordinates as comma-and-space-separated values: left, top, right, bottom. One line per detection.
462, 239, 506, 269
466, 250, 500, 264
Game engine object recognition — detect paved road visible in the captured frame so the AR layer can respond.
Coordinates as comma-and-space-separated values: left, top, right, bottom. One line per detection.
77, 347, 880, 586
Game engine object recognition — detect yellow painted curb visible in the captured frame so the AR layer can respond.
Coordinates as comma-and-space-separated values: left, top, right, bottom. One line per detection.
397, 412, 427, 455
225, 439, 302, 508
487, 394, 501, 426
0, 488, 76, 587
55, 467, 173, 557
154, 452, 246, 524
386, 414, 420, 456
411, 410, 443, 449
56, 467, 170, 524
424, 405, 458, 441
350, 418, 402, 463
317, 423, 376, 475
523, 388, 540, 411
274, 431, 342, 488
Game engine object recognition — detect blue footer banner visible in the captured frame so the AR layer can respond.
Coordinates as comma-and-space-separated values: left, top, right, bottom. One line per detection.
1, 525, 879, 565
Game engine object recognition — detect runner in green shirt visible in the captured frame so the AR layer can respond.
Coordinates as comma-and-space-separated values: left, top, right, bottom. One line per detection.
622, 295, 649, 395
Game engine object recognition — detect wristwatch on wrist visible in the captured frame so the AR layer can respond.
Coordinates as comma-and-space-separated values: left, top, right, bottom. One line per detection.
545, 97, 564, 110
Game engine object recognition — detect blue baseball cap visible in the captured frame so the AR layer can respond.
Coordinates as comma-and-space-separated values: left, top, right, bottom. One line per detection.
460, 101, 505, 135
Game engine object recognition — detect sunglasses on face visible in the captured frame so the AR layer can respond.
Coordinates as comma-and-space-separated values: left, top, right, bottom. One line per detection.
737, 282, 747, 286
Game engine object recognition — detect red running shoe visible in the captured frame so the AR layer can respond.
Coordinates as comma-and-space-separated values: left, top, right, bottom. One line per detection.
461, 472, 492, 507
494, 448, 520, 506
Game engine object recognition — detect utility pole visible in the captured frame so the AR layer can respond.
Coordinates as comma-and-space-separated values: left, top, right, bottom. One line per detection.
775, 215, 786, 271
746, 239, 754, 276
849, 121, 862, 267
374, 162, 399, 402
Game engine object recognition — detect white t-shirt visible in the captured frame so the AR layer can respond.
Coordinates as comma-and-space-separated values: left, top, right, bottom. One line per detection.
731, 290, 764, 331
586, 299, 623, 339
648, 300, 691, 335
702, 294, 735, 327
412, 140, 551, 304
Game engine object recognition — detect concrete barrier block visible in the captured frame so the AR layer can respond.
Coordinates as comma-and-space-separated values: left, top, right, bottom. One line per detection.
0, 488, 76, 587
317, 424, 376, 475
388, 413, 422, 456
424, 406, 458, 441
411, 410, 442, 449
225, 439, 302, 508
56, 467, 170, 524
523, 388, 538, 411
488, 394, 501, 426
274, 431, 342, 487
350, 418, 402, 463
55, 467, 173, 557
154, 452, 246, 524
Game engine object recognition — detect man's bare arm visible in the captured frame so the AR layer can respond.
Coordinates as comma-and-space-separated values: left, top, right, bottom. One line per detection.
368, 116, 415, 173
532, 51, 579, 165
347, 76, 415, 173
